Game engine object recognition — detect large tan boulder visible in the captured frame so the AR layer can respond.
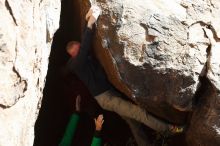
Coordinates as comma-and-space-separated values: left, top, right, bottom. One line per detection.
77, 0, 220, 123
77, 0, 220, 145
0, 0, 60, 145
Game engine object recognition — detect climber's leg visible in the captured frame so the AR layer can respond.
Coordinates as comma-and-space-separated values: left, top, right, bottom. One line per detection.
94, 90, 169, 132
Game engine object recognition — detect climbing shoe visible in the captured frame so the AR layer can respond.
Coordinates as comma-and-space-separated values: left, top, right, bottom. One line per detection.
168, 125, 185, 134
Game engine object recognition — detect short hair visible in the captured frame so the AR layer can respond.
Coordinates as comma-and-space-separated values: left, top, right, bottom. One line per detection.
66, 41, 80, 51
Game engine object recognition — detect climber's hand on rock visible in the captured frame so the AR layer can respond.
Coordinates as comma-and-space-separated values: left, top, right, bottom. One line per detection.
94, 114, 104, 131
87, 5, 101, 29
86, 8, 93, 21
75, 95, 81, 112
87, 15, 97, 29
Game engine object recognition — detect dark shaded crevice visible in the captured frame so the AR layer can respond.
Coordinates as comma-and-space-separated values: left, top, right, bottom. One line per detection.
184, 32, 219, 145
34, 0, 84, 145
34, 0, 135, 146
12, 66, 28, 93
0, 68, 27, 109
192, 35, 212, 108
192, 45, 211, 111
206, 24, 220, 42
206, 43, 212, 58
5, 0, 18, 26
185, 77, 219, 146
0, 104, 8, 109
39, 0, 43, 6
190, 63, 213, 135
192, 76, 210, 108
139, 124, 188, 146
46, 26, 52, 43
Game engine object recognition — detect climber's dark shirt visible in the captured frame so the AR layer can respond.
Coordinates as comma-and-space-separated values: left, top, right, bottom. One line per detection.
66, 27, 111, 96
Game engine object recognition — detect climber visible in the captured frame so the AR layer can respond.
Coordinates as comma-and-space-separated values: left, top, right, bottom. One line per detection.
65, 6, 185, 135
59, 95, 104, 146
66, 5, 111, 97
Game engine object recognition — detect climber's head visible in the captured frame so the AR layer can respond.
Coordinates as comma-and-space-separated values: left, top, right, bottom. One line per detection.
66, 41, 81, 58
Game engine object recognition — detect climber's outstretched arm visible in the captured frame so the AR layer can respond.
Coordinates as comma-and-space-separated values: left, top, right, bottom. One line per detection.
69, 6, 101, 69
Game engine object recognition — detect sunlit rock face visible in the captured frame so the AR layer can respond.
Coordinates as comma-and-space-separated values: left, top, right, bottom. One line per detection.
0, 0, 60, 146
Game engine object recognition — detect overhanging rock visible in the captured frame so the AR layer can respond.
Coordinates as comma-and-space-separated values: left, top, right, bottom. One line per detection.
78, 0, 220, 123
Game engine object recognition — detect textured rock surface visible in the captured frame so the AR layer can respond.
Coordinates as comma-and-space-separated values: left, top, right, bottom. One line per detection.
0, 0, 60, 145
79, 0, 220, 119
1, 0, 220, 145
78, 0, 220, 145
